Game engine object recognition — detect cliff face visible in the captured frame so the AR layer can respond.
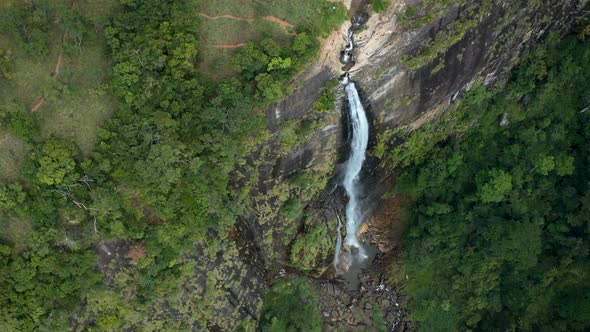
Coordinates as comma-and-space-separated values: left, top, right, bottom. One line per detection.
358, 0, 588, 132
209, 0, 589, 330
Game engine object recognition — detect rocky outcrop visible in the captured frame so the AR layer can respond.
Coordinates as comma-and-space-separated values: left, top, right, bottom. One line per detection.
358, 0, 589, 132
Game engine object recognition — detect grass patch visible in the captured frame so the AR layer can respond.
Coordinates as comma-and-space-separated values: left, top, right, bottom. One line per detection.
0, 0, 117, 157
0, 132, 27, 181
372, 308, 387, 332
279, 198, 302, 221
260, 277, 322, 332
0, 216, 33, 254
372, 0, 390, 13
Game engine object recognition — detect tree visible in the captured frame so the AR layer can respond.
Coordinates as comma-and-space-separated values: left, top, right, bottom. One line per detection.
1, 103, 39, 141
476, 169, 512, 203
230, 42, 269, 80
533, 154, 555, 175
256, 73, 284, 102
0, 183, 25, 211
391, 33, 590, 331
267, 57, 292, 72
35, 140, 78, 186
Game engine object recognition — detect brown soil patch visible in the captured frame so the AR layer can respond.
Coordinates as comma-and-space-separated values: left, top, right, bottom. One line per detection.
365, 196, 408, 253
199, 12, 255, 22
199, 12, 296, 35
52, 52, 62, 79
128, 243, 146, 265
0, 134, 8, 145
130, 197, 163, 226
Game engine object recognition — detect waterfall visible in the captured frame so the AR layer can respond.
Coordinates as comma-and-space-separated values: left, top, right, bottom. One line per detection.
334, 76, 370, 270
333, 14, 371, 274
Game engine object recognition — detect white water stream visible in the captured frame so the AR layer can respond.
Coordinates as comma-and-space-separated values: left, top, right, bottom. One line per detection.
334, 78, 370, 270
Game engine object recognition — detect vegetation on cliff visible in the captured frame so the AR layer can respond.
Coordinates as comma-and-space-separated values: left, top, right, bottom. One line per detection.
260, 277, 322, 331
387, 31, 590, 331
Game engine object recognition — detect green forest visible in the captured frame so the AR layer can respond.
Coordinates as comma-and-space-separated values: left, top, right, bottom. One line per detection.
0, 0, 345, 330
386, 31, 590, 331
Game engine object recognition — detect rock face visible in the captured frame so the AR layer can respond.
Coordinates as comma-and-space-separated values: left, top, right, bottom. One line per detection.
222, 0, 589, 330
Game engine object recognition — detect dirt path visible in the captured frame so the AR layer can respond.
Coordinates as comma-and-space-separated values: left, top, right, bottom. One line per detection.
199, 12, 296, 35
52, 53, 62, 79
211, 43, 247, 48
30, 97, 46, 113
199, 12, 255, 22
261, 15, 295, 32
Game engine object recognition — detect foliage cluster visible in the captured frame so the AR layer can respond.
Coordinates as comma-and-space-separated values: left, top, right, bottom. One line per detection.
313, 80, 338, 113
1, 0, 52, 57
230, 33, 319, 104
389, 33, 590, 331
0, 49, 13, 80
260, 277, 323, 332
289, 215, 335, 275
0, 103, 40, 142
372, 0, 391, 13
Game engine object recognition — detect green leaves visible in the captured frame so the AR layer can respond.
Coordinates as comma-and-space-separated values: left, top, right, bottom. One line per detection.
476, 169, 513, 203
0, 103, 39, 142
230, 34, 319, 103
260, 278, 322, 332
393, 34, 590, 331
0, 183, 25, 211
34, 140, 79, 186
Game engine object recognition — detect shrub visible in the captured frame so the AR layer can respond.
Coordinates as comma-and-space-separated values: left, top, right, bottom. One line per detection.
279, 198, 302, 221
260, 278, 322, 332
372, 0, 390, 13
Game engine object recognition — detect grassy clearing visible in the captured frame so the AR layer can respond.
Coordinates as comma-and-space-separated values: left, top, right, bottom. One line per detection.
199, 0, 255, 17
0, 132, 27, 181
0, 0, 116, 160
199, 19, 262, 45
254, 0, 347, 36
0, 216, 33, 254
196, 0, 346, 79
0, 34, 56, 108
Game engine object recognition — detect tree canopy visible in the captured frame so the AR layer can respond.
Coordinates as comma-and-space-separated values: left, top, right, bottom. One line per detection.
389, 32, 590, 331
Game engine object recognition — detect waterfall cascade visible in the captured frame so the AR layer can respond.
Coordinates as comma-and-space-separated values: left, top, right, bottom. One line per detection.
333, 18, 371, 273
